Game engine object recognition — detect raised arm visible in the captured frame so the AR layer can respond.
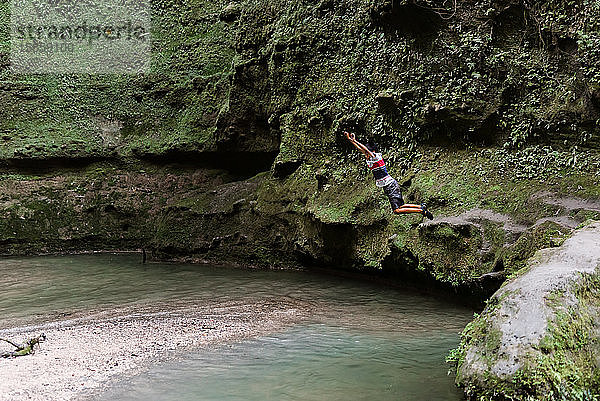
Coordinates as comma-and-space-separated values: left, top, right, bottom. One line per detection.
344, 132, 374, 159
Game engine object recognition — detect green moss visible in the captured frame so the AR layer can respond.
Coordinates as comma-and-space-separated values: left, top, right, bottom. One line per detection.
500, 222, 573, 278
0, 0, 234, 160
448, 293, 508, 371
447, 312, 484, 368
0, 0, 598, 289
509, 277, 600, 401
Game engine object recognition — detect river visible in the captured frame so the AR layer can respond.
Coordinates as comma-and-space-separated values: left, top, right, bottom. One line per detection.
0, 254, 473, 400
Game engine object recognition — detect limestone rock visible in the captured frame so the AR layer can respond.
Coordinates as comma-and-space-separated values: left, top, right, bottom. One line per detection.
453, 221, 600, 400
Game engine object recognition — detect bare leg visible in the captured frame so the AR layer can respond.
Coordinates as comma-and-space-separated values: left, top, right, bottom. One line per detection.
393, 207, 423, 215
399, 203, 423, 209
393, 205, 434, 220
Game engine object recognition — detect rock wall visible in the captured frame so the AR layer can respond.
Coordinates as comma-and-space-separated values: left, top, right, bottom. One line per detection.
0, 0, 599, 291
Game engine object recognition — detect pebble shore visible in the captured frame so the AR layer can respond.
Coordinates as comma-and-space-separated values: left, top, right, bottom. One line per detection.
0, 298, 309, 401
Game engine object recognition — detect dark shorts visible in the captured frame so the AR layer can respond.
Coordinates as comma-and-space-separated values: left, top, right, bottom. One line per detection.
382, 179, 404, 210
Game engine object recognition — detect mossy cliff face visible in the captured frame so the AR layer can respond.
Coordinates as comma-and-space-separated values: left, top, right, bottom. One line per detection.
449, 221, 600, 400
0, 0, 599, 290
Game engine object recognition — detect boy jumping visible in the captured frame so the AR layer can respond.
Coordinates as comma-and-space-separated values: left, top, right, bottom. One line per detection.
345, 131, 433, 219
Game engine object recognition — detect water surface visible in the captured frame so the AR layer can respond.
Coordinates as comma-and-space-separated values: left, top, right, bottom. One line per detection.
0, 254, 473, 400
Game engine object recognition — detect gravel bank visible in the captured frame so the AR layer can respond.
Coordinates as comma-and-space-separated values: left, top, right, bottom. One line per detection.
0, 298, 309, 401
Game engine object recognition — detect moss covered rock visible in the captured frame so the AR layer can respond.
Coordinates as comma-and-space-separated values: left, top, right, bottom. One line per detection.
451, 221, 600, 400
0, 0, 599, 291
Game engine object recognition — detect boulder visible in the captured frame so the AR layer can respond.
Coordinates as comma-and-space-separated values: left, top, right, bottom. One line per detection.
452, 221, 600, 400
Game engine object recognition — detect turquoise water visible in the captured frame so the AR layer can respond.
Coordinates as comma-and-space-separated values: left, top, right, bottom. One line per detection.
100, 326, 465, 401
0, 254, 472, 400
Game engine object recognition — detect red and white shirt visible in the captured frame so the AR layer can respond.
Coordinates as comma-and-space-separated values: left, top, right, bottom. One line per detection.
366, 153, 394, 187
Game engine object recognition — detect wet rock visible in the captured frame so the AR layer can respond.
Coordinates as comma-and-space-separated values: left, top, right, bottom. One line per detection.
454, 221, 600, 400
